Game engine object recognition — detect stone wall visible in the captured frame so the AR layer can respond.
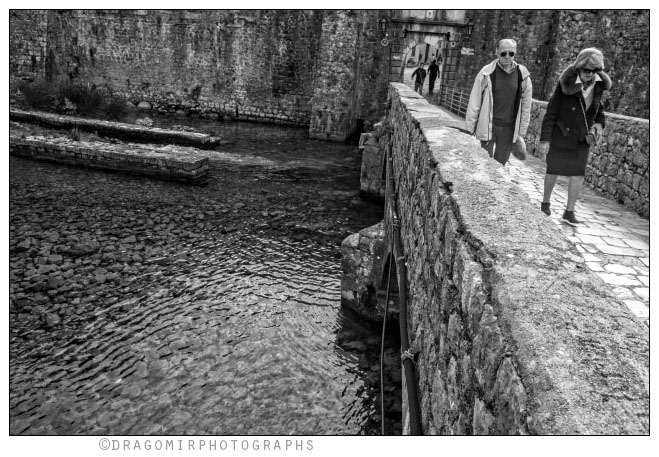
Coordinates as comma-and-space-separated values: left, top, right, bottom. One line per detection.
385, 83, 648, 434
9, 10, 48, 85
340, 222, 398, 322
10, 9, 391, 141
359, 126, 387, 200
525, 101, 649, 219
456, 10, 649, 118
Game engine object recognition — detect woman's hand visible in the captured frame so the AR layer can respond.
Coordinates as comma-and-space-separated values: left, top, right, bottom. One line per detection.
537, 141, 550, 160
591, 123, 604, 141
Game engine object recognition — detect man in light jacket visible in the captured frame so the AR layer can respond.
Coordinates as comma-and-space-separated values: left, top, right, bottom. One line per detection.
465, 38, 532, 166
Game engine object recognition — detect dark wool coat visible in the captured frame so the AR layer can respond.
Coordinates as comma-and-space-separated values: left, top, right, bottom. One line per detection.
540, 65, 612, 150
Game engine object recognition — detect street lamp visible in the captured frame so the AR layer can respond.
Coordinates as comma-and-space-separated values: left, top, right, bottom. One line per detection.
378, 17, 388, 33
465, 18, 474, 37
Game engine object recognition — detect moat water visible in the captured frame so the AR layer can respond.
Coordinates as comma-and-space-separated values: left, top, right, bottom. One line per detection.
9, 115, 402, 435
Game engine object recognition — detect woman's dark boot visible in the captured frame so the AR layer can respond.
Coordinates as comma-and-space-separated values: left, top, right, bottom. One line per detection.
540, 202, 551, 216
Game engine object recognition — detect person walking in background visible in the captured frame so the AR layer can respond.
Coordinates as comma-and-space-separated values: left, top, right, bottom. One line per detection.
427, 59, 440, 94
465, 38, 532, 165
411, 62, 427, 95
537, 48, 611, 225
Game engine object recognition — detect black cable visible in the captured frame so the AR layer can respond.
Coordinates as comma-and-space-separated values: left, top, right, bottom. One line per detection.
380, 254, 393, 435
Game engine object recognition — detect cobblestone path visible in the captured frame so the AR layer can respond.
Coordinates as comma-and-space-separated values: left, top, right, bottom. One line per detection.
9, 122, 400, 435
505, 155, 650, 325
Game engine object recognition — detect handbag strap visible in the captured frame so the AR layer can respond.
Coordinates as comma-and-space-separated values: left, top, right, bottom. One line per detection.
578, 97, 590, 132
579, 97, 601, 152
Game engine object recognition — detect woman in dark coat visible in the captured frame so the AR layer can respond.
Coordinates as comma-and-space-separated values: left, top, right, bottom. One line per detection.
537, 48, 612, 224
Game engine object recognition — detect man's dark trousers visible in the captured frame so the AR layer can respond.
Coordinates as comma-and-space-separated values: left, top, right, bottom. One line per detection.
428, 76, 437, 93
480, 123, 515, 165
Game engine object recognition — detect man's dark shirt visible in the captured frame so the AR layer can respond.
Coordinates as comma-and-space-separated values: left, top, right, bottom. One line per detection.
492, 64, 518, 126
428, 63, 439, 79
411, 68, 426, 83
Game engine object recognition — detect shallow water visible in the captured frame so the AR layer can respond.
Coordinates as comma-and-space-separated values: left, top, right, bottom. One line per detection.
9, 117, 401, 435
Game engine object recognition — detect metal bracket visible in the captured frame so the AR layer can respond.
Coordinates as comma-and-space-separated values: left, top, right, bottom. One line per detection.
401, 347, 420, 367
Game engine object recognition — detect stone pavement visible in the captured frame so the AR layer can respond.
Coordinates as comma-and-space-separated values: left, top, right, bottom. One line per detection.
504, 154, 650, 325
416, 97, 650, 326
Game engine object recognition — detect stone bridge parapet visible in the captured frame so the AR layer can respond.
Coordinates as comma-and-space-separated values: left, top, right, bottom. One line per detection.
383, 82, 648, 434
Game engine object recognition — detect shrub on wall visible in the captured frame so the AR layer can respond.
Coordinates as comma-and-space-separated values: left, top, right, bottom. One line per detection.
19, 81, 55, 111
17, 80, 129, 120
57, 83, 104, 116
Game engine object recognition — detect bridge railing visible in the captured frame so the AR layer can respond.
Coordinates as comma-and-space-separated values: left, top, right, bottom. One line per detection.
438, 85, 470, 118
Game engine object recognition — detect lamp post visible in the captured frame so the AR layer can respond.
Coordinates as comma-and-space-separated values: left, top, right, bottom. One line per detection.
379, 17, 389, 46
378, 17, 387, 34
464, 18, 474, 42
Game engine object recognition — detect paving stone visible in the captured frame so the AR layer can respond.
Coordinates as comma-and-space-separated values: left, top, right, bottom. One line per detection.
605, 224, 628, 233
576, 234, 605, 245
633, 288, 649, 301
603, 264, 638, 275
601, 237, 628, 247
628, 227, 650, 237
623, 239, 650, 251
593, 209, 624, 218
595, 272, 641, 287
623, 300, 649, 319
595, 244, 644, 257
574, 226, 609, 237
582, 253, 601, 263
611, 286, 635, 300
581, 244, 598, 254
585, 262, 603, 272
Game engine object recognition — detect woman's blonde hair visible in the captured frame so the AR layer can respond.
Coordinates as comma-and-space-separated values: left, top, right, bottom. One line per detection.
574, 48, 605, 70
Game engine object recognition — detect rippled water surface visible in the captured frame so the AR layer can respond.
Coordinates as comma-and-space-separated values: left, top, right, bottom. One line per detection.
9, 118, 401, 435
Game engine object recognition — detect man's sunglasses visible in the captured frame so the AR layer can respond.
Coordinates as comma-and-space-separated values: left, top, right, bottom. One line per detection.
581, 68, 602, 74
500, 51, 515, 57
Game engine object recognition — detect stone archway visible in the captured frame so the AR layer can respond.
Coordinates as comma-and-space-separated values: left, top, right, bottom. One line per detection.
396, 34, 447, 84
387, 12, 472, 91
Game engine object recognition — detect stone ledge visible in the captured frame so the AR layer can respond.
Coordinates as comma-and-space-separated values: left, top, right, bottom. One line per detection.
9, 109, 225, 149
10, 134, 210, 185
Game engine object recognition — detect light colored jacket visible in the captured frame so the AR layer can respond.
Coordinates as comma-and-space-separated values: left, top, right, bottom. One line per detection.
464, 60, 532, 142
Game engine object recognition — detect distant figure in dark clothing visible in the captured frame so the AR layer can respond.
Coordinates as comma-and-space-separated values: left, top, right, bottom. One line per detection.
411, 62, 427, 95
427, 59, 440, 94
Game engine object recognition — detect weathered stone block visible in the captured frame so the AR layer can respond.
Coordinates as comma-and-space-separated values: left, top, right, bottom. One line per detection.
471, 305, 504, 401
493, 357, 528, 435
340, 222, 394, 322
472, 398, 495, 435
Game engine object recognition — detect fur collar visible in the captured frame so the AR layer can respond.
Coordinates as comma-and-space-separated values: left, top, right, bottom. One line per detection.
559, 64, 612, 95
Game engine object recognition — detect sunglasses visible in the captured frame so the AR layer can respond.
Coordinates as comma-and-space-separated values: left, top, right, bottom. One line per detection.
500, 51, 515, 57
581, 68, 602, 74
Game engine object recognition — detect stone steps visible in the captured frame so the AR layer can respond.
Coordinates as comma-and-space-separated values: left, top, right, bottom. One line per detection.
9, 133, 210, 185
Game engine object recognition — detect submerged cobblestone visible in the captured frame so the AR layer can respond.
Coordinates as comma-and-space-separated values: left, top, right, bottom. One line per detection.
9, 120, 400, 435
